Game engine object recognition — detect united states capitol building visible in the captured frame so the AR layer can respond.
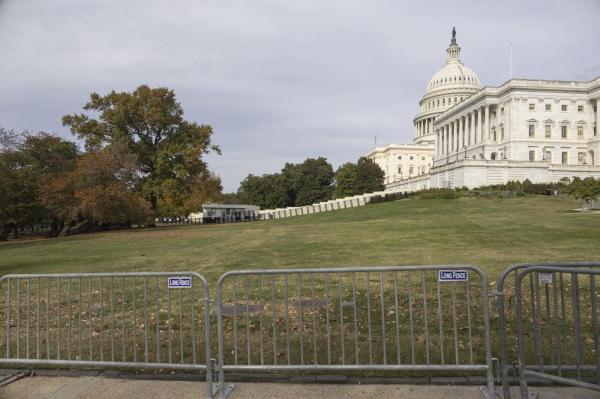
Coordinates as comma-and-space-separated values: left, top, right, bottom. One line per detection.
366, 29, 600, 190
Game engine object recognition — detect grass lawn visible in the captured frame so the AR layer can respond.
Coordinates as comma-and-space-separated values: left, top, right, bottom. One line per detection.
0, 195, 598, 280
0, 195, 598, 373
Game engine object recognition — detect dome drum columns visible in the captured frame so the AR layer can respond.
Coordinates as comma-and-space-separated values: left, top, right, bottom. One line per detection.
414, 27, 481, 150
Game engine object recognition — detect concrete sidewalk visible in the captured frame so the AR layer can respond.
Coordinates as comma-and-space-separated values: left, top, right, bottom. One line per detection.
1, 376, 600, 399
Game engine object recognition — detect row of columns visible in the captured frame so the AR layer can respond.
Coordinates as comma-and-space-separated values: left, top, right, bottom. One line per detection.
436, 104, 492, 157
596, 99, 600, 136
416, 117, 435, 137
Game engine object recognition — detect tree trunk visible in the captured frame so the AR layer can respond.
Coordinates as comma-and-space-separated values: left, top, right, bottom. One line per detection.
59, 219, 91, 237
147, 191, 158, 227
48, 220, 63, 238
0, 225, 11, 241
12, 224, 18, 239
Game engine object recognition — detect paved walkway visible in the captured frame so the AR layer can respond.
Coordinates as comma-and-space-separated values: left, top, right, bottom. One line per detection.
1, 376, 600, 399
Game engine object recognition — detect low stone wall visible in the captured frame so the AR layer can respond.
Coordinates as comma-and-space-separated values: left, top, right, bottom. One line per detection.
258, 188, 405, 220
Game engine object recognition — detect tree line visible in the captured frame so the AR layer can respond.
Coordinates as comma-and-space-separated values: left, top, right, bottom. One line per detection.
1, 84, 387, 240
0, 85, 221, 240
235, 157, 385, 209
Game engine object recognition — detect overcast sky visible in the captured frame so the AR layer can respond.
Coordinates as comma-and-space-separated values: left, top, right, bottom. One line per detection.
1, 1, 599, 191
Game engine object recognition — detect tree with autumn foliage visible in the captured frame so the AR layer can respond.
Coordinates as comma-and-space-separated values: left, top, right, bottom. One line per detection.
39, 145, 152, 236
0, 129, 78, 239
62, 85, 222, 218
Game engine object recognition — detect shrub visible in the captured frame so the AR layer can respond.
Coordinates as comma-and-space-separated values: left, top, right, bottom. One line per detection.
368, 191, 412, 204
417, 188, 459, 200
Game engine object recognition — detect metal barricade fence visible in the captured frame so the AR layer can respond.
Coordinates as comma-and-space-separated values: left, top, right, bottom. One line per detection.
514, 267, 600, 398
0, 272, 216, 399
216, 265, 495, 399
496, 262, 600, 399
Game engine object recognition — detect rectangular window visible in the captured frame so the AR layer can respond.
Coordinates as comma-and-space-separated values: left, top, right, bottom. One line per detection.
561, 104, 567, 111
561, 125, 567, 138
545, 125, 551, 138
529, 150, 535, 161
561, 152, 568, 164
577, 126, 584, 139
545, 104, 551, 111
397, 156, 402, 160
528, 124, 535, 137
578, 105, 584, 112
409, 156, 413, 160
578, 152, 586, 164
397, 167, 402, 174
595, 126, 598, 136
529, 104, 535, 111
501, 107, 505, 114
545, 151, 552, 163
501, 128, 505, 140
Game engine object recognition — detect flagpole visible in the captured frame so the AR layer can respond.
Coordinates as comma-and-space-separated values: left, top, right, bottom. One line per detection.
509, 42, 513, 80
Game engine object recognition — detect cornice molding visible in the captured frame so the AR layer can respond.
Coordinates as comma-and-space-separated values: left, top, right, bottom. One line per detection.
434, 77, 600, 125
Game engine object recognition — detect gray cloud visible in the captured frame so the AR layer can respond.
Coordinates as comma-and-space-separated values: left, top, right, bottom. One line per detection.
1, 0, 598, 191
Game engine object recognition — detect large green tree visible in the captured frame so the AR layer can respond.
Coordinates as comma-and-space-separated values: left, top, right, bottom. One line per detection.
237, 173, 289, 209
333, 162, 359, 198
282, 157, 334, 206
333, 157, 384, 198
354, 157, 385, 194
62, 85, 221, 216
237, 157, 334, 208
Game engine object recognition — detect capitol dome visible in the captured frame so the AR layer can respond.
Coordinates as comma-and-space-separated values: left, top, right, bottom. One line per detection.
426, 62, 480, 94
413, 28, 482, 145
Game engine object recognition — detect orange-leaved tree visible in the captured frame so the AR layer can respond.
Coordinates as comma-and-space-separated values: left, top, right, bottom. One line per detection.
39, 145, 152, 236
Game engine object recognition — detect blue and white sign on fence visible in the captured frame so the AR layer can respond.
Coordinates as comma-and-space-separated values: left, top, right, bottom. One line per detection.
168, 276, 192, 288
438, 270, 469, 282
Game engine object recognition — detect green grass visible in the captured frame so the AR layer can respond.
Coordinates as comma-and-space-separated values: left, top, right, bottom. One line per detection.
1, 195, 598, 280
0, 195, 598, 374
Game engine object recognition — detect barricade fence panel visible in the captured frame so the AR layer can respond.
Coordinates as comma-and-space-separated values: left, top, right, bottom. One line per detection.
215, 265, 495, 398
497, 262, 600, 399
514, 267, 600, 397
8, 263, 600, 398
0, 272, 214, 397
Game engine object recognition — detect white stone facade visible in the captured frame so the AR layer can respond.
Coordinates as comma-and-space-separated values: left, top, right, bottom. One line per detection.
432, 78, 600, 188
367, 29, 600, 190
364, 144, 434, 185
